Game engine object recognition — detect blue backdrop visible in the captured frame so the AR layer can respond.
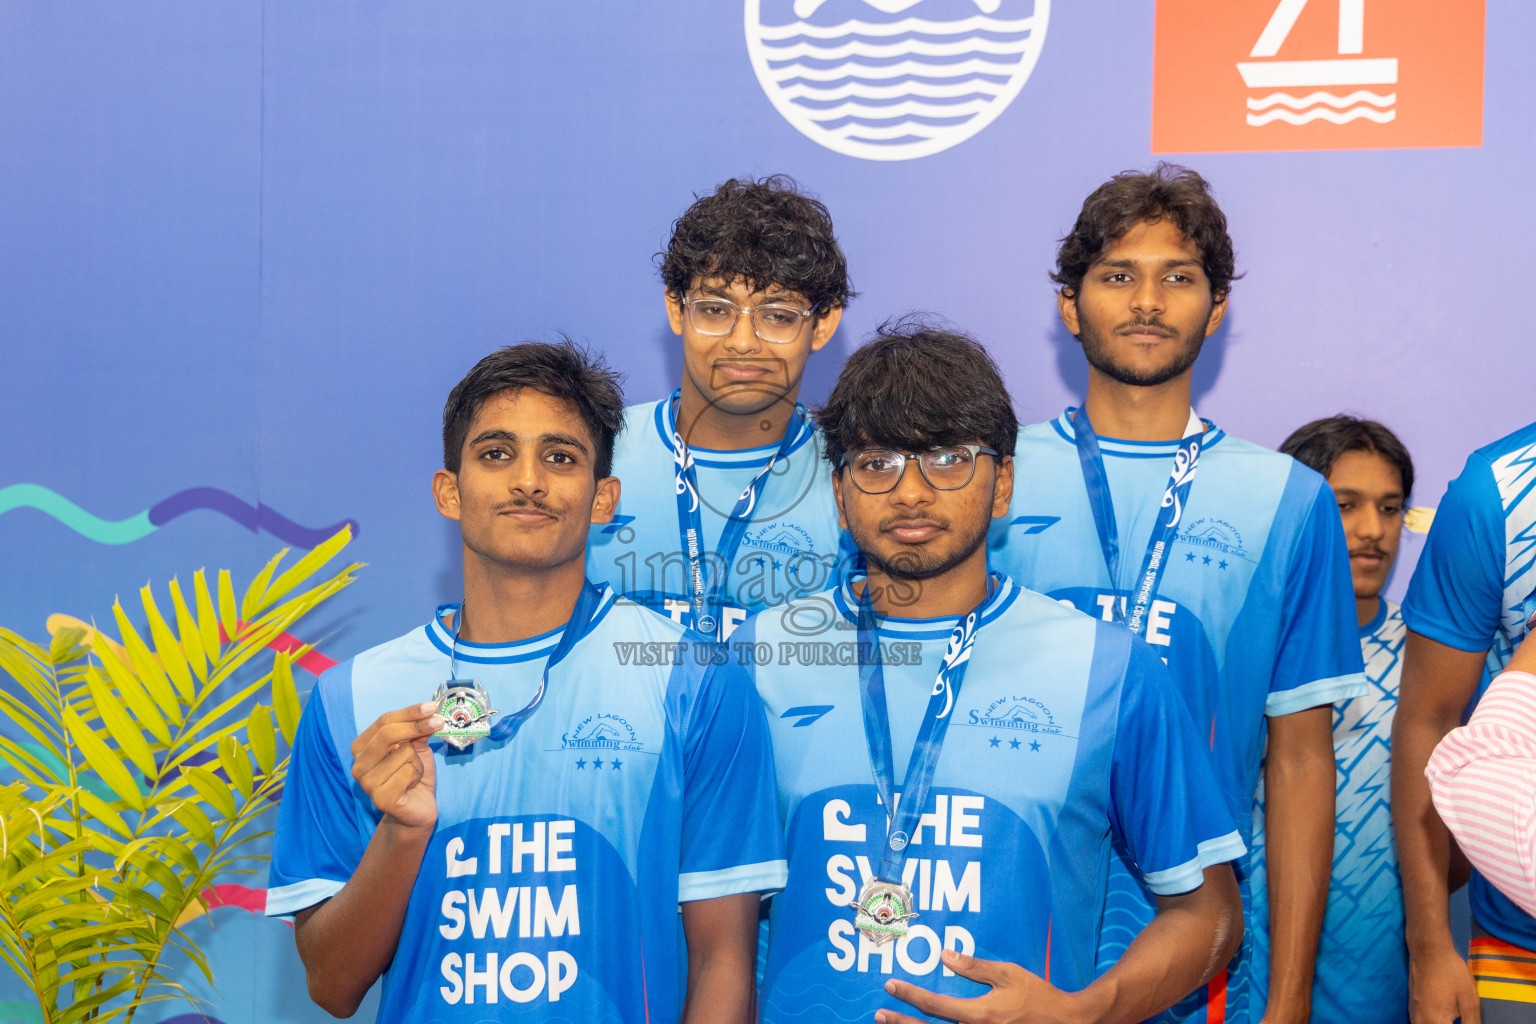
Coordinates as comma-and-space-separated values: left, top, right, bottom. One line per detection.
0, 1, 1524, 1020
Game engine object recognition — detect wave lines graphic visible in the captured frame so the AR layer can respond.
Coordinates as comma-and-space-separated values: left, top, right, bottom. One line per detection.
747, 0, 1050, 160
779, 76, 1004, 99
1247, 105, 1396, 126
762, 34, 1032, 60
759, 14, 1035, 39
771, 56, 1017, 81
1247, 89, 1395, 110
0, 483, 359, 548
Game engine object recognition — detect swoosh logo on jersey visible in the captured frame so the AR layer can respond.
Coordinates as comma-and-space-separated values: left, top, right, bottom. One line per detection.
1006, 515, 1061, 534
781, 705, 835, 727
601, 513, 636, 535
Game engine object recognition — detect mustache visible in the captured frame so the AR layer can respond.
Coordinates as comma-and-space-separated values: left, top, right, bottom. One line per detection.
493, 497, 561, 517
1115, 316, 1176, 337
878, 513, 950, 531
1349, 545, 1389, 559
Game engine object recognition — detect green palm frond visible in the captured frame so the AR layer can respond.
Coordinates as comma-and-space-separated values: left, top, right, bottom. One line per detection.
0, 528, 360, 1023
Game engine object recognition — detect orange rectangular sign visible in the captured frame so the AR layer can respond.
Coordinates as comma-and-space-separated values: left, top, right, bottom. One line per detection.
1152, 0, 1485, 153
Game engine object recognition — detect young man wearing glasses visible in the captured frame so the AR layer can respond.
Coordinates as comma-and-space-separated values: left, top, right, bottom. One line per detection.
987, 165, 1365, 1024
732, 320, 1246, 1024
585, 176, 853, 640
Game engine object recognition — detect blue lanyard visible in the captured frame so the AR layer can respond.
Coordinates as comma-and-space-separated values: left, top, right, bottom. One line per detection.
1070, 406, 1203, 637
670, 390, 808, 638
440, 579, 606, 743
855, 577, 992, 883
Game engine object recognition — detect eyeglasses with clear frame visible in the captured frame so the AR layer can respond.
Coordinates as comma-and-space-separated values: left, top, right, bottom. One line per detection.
841, 444, 1001, 494
680, 294, 817, 344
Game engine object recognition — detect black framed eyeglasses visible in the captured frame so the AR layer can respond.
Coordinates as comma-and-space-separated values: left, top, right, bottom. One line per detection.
841, 444, 1000, 494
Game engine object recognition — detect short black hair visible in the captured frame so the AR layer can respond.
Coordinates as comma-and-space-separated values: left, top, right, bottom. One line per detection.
1280, 415, 1414, 500
442, 339, 626, 479
658, 175, 854, 313
1053, 162, 1239, 300
815, 316, 1018, 469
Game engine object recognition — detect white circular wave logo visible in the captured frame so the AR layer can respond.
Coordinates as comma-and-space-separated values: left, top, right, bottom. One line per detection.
745, 0, 1050, 161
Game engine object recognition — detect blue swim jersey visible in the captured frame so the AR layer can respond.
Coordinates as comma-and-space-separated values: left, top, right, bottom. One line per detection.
1403, 420, 1536, 951
1250, 600, 1408, 1024
267, 586, 787, 1023
734, 574, 1245, 1024
586, 397, 852, 639
988, 409, 1366, 1024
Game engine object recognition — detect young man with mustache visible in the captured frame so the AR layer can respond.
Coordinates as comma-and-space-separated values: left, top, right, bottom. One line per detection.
736, 320, 1245, 1024
987, 165, 1366, 1024
266, 342, 787, 1023
1240, 416, 1416, 1024
586, 176, 853, 641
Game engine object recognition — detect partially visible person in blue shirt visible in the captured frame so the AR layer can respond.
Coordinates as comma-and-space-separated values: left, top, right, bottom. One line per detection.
1249, 415, 1417, 1024
1394, 417, 1536, 1024
587, 176, 856, 640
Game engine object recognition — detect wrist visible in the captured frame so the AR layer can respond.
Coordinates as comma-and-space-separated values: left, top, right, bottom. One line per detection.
1067, 976, 1116, 1024
380, 815, 435, 848
1260, 997, 1311, 1024
1406, 922, 1456, 957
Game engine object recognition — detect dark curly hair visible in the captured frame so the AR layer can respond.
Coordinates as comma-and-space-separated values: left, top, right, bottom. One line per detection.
658, 175, 854, 313
1052, 163, 1239, 300
815, 316, 1017, 469
442, 339, 626, 479
1280, 415, 1414, 500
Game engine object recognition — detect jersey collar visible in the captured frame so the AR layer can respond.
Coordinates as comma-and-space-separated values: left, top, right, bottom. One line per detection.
650, 391, 817, 468
1049, 406, 1226, 458
831, 572, 1020, 640
1358, 596, 1391, 639
425, 585, 615, 664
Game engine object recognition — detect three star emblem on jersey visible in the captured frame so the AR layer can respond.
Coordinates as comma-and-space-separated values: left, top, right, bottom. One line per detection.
745, 0, 1050, 161
433, 681, 499, 750
1152, 0, 1484, 153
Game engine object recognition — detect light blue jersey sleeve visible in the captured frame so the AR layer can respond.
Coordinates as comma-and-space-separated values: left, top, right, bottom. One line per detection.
1109, 631, 1247, 896
1266, 477, 1367, 716
266, 665, 370, 918
676, 640, 788, 901
1403, 452, 1506, 654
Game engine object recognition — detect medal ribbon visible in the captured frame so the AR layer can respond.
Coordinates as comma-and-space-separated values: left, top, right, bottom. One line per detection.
441, 578, 607, 744
670, 389, 809, 638
855, 578, 992, 883
1070, 406, 1203, 637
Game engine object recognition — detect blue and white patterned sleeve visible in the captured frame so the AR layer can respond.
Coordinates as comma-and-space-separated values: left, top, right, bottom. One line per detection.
266, 668, 370, 919
1403, 452, 1506, 654
1110, 634, 1247, 896
675, 637, 788, 902
1266, 475, 1368, 716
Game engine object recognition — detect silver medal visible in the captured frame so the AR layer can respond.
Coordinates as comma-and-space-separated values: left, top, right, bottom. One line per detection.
853, 878, 917, 946
432, 681, 499, 750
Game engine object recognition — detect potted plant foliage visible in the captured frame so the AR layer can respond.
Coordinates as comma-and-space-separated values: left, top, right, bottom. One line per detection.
0, 530, 359, 1023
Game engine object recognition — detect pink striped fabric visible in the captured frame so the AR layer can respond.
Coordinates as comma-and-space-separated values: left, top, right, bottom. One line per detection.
1427, 670, 1536, 918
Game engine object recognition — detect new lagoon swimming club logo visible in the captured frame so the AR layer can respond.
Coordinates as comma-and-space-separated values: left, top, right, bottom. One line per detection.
745, 0, 1050, 161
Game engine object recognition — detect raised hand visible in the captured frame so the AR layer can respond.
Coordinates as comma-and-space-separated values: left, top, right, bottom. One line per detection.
350, 702, 444, 832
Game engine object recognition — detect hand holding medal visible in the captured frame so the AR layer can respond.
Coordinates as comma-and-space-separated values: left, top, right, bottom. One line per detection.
349, 702, 445, 831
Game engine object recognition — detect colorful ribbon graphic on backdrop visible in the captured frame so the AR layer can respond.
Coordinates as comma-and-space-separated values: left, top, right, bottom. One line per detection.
0, 484, 358, 548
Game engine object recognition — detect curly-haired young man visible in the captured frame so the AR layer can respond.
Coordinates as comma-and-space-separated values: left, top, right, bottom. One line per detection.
987, 165, 1367, 1024
586, 175, 855, 640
